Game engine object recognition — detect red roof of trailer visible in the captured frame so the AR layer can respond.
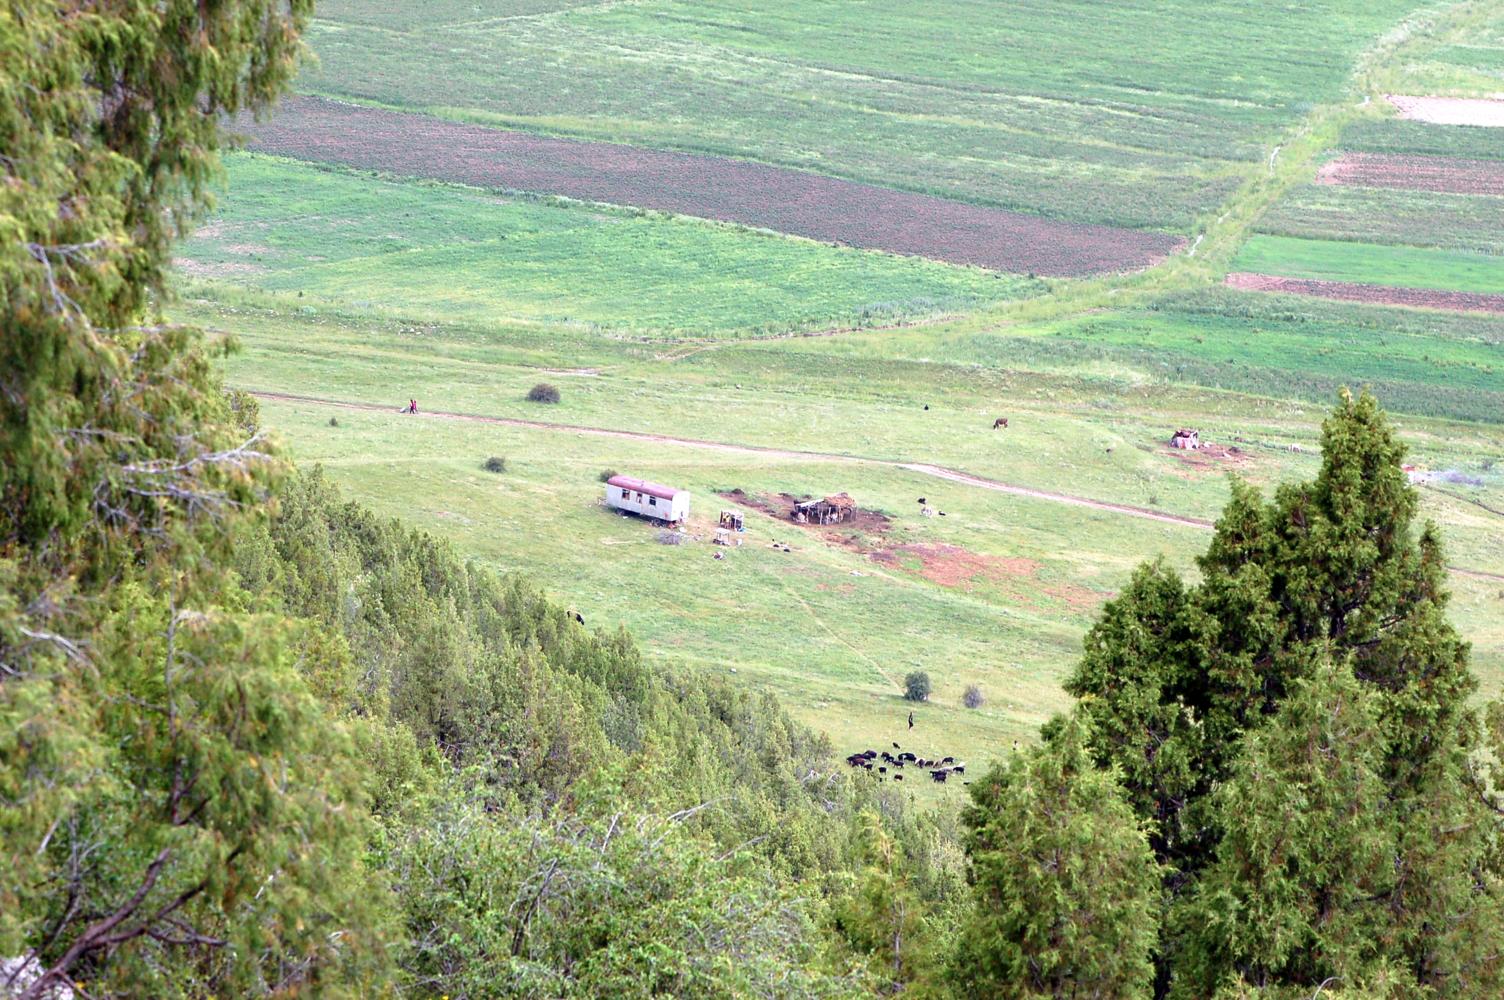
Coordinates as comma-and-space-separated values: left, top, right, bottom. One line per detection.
607, 475, 685, 501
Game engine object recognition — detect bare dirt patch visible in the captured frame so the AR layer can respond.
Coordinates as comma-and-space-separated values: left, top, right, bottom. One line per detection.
1164, 441, 1252, 474
244, 96, 1182, 277
1317, 152, 1504, 196
1227, 272, 1504, 315
1386, 95, 1504, 128
868, 543, 1040, 589
717, 489, 894, 537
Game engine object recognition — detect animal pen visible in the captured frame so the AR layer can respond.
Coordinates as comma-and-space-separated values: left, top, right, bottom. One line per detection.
714, 509, 745, 546
792, 493, 856, 525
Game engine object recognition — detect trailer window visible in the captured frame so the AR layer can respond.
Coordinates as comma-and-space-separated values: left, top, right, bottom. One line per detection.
648, 497, 657, 506
621, 489, 631, 499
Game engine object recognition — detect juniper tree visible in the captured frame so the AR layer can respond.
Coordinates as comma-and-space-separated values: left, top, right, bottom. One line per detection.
1041, 390, 1504, 996
1, 2, 391, 995
953, 716, 1159, 1000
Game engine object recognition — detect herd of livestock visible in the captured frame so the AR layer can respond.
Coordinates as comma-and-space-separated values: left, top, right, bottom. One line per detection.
844, 744, 965, 784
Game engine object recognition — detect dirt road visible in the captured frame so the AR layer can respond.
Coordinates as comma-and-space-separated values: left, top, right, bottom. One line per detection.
254, 391, 1211, 528
253, 391, 1500, 580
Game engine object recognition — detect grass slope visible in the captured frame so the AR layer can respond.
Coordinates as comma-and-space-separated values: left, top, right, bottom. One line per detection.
189, 296, 1504, 775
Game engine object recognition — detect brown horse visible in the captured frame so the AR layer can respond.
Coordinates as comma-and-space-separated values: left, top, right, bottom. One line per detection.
992, 417, 1008, 429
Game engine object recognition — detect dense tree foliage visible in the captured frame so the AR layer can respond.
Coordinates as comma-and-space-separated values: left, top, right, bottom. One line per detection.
0, 1, 393, 996
953, 717, 1159, 1000
962, 391, 1504, 998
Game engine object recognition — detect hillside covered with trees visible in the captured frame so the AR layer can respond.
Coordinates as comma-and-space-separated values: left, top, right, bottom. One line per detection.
3, 2, 1503, 998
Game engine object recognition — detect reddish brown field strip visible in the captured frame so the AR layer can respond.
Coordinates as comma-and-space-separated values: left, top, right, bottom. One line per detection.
244, 96, 1182, 277
1227, 272, 1504, 315
1317, 153, 1504, 196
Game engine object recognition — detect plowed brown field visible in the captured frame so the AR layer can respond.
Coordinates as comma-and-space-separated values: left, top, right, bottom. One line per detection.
243, 96, 1182, 277
1227, 272, 1504, 314
1317, 153, 1504, 196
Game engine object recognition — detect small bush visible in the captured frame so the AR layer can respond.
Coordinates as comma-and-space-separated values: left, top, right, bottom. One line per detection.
328, 416, 339, 428
482, 456, 507, 474
527, 382, 561, 404
963, 683, 985, 709
903, 670, 931, 703
599, 469, 619, 483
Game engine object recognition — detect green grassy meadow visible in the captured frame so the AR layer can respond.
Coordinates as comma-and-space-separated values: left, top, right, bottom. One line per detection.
296, 0, 1429, 230
176, 0, 1504, 787
180, 155, 1039, 337
192, 291, 1504, 775
1232, 234, 1504, 294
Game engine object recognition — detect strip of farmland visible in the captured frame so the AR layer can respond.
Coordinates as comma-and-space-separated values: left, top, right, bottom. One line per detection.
1226, 273, 1504, 315
244, 96, 1182, 277
1317, 153, 1504, 196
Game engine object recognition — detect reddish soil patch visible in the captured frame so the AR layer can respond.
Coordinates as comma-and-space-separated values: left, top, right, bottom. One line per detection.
1386, 95, 1504, 128
245, 96, 1182, 277
1317, 153, 1504, 196
868, 543, 1041, 589
1226, 272, 1504, 315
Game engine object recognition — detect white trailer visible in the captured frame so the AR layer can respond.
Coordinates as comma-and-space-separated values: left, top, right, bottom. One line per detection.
606, 475, 691, 524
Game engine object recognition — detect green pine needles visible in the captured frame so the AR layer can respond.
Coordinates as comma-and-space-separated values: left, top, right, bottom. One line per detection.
959, 390, 1504, 999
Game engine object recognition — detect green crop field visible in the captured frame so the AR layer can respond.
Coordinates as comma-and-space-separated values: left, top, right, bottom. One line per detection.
1232, 234, 1504, 294
1259, 184, 1504, 256
296, 0, 1428, 230
1376, 3, 1504, 95
1343, 119, 1504, 161
179, 155, 1038, 337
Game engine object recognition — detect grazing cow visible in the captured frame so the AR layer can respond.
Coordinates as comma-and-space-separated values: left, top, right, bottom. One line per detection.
908, 711, 914, 730
924, 405, 929, 410
894, 774, 904, 781
572, 611, 585, 626
863, 749, 878, 759
953, 765, 965, 774
899, 753, 915, 762
931, 770, 948, 783
879, 766, 887, 774
993, 417, 1008, 429
892, 742, 901, 749
941, 756, 954, 764
916, 498, 926, 505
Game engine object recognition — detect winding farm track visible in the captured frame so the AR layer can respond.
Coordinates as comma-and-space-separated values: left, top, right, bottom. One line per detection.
252, 391, 1210, 528
242, 95, 1182, 277
253, 390, 1504, 582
